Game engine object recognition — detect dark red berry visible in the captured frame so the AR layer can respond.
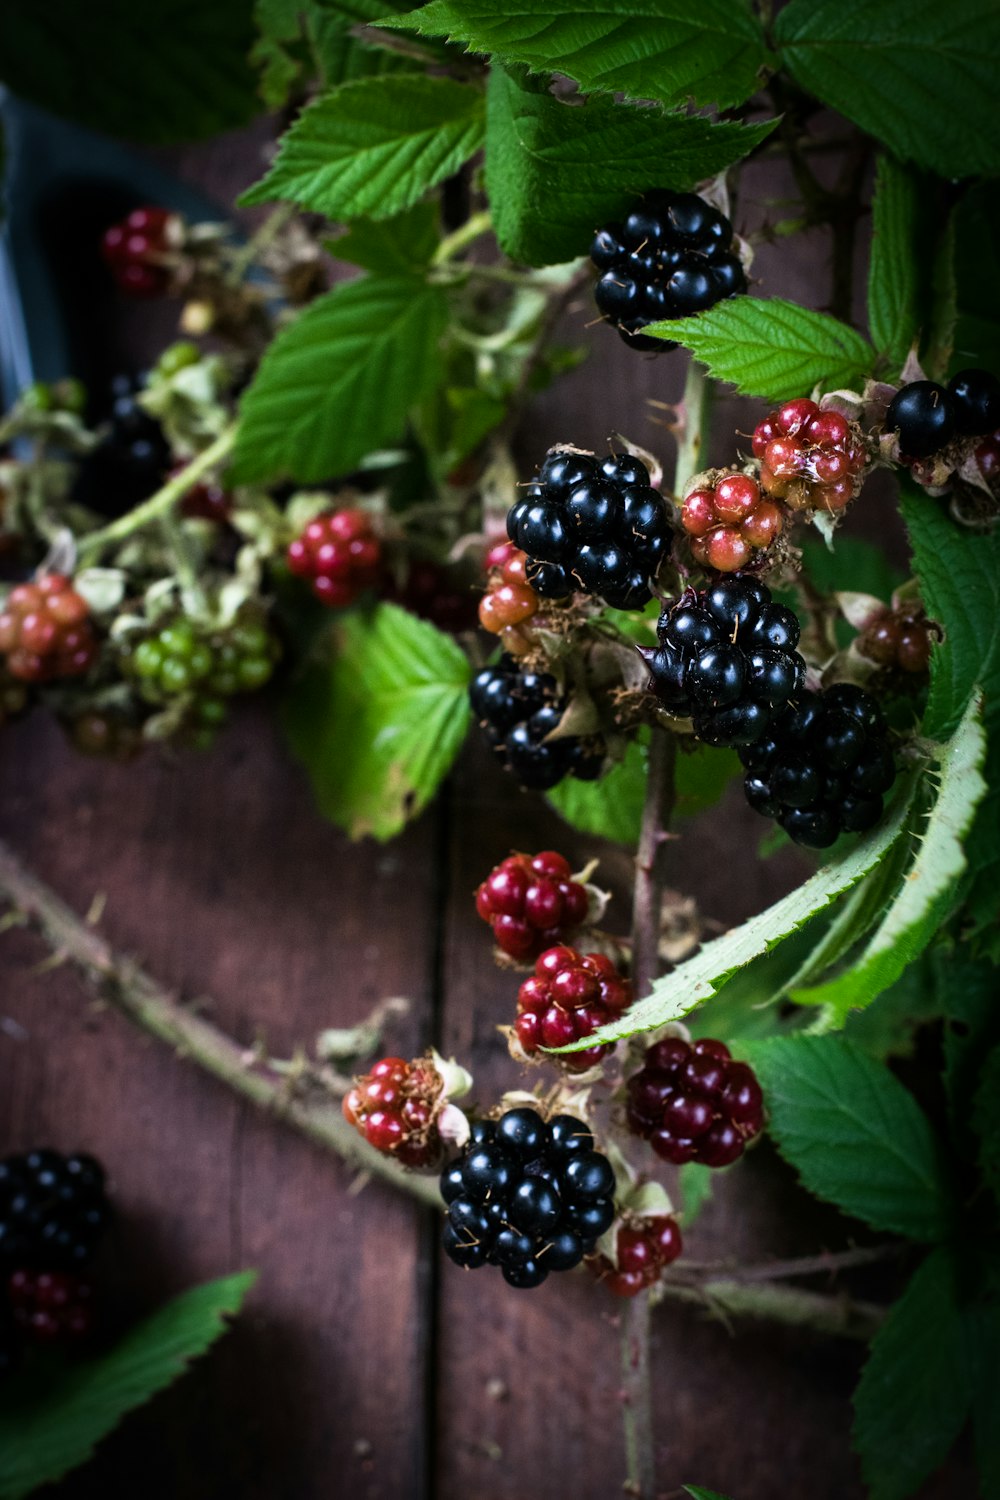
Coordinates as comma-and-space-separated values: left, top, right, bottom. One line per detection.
287, 509, 382, 608
625, 1036, 764, 1167
476, 852, 590, 959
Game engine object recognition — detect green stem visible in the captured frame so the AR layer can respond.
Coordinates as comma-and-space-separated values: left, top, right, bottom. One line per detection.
654, 1276, 884, 1342
227, 202, 298, 286
431, 209, 493, 266
77, 426, 238, 564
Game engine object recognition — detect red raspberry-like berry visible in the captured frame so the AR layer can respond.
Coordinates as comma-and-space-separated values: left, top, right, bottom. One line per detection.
476, 850, 590, 960
858, 606, 934, 675
287, 509, 383, 608
682, 473, 784, 573
0, 575, 98, 683
100, 206, 180, 298
514, 945, 630, 1073
173, 462, 233, 523
753, 399, 868, 514
8, 1269, 95, 1343
625, 1035, 763, 1166
478, 544, 540, 657
593, 1213, 683, 1297
342, 1055, 446, 1168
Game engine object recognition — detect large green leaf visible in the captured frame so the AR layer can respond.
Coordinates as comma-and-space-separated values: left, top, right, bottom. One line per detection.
241, 75, 485, 219
0, 1, 259, 144
385, 0, 772, 111
775, 0, 1000, 179
281, 602, 472, 839
647, 297, 875, 401
867, 156, 923, 375
557, 771, 917, 1048
853, 1251, 972, 1500
485, 65, 774, 267
330, 201, 440, 275
743, 1036, 955, 1240
232, 275, 449, 484
0, 1272, 254, 1500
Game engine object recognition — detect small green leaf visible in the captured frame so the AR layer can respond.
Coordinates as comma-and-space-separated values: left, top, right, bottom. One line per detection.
775, 0, 1000, 179
0, 1272, 255, 1500
281, 603, 471, 840
385, 0, 773, 112
867, 156, 923, 374
547, 737, 646, 844
330, 201, 440, 275
485, 64, 775, 267
646, 297, 875, 400
853, 1250, 972, 1500
232, 275, 449, 484
743, 1036, 955, 1240
241, 75, 485, 219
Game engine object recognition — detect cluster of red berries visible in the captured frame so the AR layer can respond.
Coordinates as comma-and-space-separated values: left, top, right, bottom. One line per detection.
287, 509, 383, 608
592, 1214, 683, 1298
100, 206, 180, 297
0, 575, 98, 683
515, 946, 631, 1073
858, 606, 934, 675
681, 473, 784, 573
752, 398, 868, 514
8, 1269, 94, 1343
478, 542, 539, 654
476, 850, 590, 959
343, 1056, 444, 1167
625, 1035, 763, 1166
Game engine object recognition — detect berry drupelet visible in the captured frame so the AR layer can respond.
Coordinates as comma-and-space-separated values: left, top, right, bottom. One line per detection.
592, 1214, 683, 1298
591, 190, 746, 351
640, 575, 806, 748
514, 945, 631, 1072
740, 683, 896, 848
0, 575, 98, 683
681, 472, 784, 572
440, 1108, 616, 1288
0, 1150, 111, 1271
753, 398, 869, 514
507, 449, 673, 610
470, 655, 606, 791
476, 850, 590, 960
287, 508, 382, 608
625, 1036, 764, 1167
100, 206, 181, 297
343, 1056, 447, 1168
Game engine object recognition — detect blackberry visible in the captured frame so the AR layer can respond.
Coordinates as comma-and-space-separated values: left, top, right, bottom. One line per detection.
507, 449, 673, 610
858, 606, 934, 676
514, 945, 631, 1072
8, 1268, 95, 1344
0, 1150, 111, 1271
591, 190, 746, 351
440, 1108, 615, 1287
476, 850, 590, 960
74, 374, 172, 516
0, 575, 99, 683
681, 472, 783, 572
753, 398, 869, 514
640, 575, 806, 747
592, 1213, 683, 1298
343, 1055, 448, 1169
946, 368, 1000, 438
884, 381, 955, 459
470, 655, 606, 791
625, 1036, 763, 1166
740, 683, 896, 848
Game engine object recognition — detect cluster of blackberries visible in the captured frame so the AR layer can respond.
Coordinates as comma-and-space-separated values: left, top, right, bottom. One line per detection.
507, 449, 672, 610
74, 375, 171, 516
476, 850, 589, 960
640, 576, 806, 747
591, 190, 746, 351
470, 656, 605, 791
441, 1109, 616, 1289
625, 1036, 763, 1166
740, 683, 895, 848
885, 369, 1000, 459
514, 945, 632, 1073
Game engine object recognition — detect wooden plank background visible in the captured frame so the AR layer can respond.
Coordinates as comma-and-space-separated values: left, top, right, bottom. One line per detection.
0, 119, 972, 1499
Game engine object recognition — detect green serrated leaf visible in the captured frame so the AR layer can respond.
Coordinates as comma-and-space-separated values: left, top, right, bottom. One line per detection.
646, 298, 875, 401
330, 201, 440, 274
253, 0, 414, 105
485, 64, 775, 267
0, 1, 259, 144
0, 1272, 255, 1500
281, 602, 471, 839
547, 737, 646, 844
853, 1250, 972, 1500
867, 156, 923, 375
842, 956, 944, 1061
232, 275, 449, 484
742, 1036, 955, 1240
385, 0, 773, 112
775, 0, 1000, 179
241, 75, 485, 219
557, 772, 917, 1049
791, 696, 987, 1021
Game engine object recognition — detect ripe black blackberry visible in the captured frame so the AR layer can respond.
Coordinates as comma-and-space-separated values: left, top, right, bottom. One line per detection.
591, 190, 746, 351
507, 449, 673, 610
74, 374, 171, 517
740, 683, 896, 848
0, 1150, 111, 1271
640, 576, 806, 748
470, 656, 606, 791
440, 1108, 615, 1288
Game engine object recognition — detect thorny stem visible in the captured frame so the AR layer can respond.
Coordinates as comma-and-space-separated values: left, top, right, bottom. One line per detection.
77, 426, 238, 565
